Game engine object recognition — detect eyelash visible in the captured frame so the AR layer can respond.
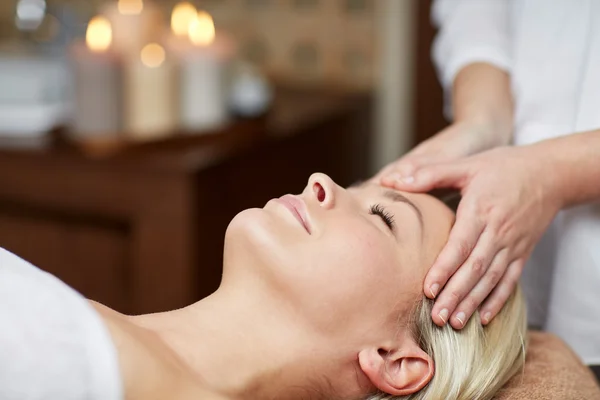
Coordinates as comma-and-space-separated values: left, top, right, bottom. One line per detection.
370, 204, 395, 231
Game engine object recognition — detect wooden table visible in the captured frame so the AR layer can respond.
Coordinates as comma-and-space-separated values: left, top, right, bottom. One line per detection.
0, 88, 373, 314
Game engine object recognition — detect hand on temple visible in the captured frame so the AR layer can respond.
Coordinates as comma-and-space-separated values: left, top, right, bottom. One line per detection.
380, 145, 562, 329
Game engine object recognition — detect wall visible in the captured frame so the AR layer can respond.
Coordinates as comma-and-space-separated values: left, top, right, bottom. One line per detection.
0, 0, 417, 174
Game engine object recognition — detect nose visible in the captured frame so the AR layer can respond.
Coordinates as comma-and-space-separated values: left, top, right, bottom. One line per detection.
306, 173, 337, 209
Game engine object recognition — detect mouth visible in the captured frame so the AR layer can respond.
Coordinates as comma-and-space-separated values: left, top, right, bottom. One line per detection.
276, 195, 311, 234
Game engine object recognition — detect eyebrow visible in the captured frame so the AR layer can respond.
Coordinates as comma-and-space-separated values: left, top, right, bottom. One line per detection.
382, 190, 424, 229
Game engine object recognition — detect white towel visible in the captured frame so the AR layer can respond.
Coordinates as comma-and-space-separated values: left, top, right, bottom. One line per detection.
0, 247, 123, 400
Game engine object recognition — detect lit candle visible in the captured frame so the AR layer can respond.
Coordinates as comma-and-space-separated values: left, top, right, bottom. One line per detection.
180, 11, 235, 131
69, 16, 122, 136
100, 0, 163, 55
124, 43, 178, 139
164, 1, 198, 56
171, 2, 197, 37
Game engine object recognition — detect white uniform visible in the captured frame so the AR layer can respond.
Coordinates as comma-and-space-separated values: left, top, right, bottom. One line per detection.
0, 248, 123, 399
432, 0, 600, 364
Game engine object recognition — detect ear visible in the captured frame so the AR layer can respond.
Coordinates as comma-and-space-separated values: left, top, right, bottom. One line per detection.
358, 337, 434, 396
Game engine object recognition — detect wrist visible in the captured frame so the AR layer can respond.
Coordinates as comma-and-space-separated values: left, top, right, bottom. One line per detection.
453, 113, 513, 153
452, 63, 514, 149
527, 139, 574, 211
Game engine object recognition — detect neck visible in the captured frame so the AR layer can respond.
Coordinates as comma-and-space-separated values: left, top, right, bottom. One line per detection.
131, 283, 352, 400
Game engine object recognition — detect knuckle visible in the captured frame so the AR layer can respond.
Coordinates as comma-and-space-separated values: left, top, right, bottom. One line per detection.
470, 257, 487, 276
514, 240, 528, 256
448, 290, 462, 306
482, 202, 497, 216
505, 265, 523, 286
460, 199, 479, 215
505, 276, 518, 291
486, 269, 503, 286
496, 218, 514, 238
462, 296, 479, 313
455, 239, 472, 260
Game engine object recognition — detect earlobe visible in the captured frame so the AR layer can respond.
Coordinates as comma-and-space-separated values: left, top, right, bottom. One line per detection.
358, 342, 434, 396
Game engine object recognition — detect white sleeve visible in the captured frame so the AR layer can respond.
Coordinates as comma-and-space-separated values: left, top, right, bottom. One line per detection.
0, 248, 123, 400
431, 0, 512, 91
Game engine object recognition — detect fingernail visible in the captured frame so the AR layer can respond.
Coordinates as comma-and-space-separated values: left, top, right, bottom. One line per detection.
429, 283, 440, 298
402, 175, 415, 184
482, 312, 491, 324
455, 312, 465, 327
438, 308, 449, 323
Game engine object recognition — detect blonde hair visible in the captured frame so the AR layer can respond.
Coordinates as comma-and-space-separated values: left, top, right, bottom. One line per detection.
366, 286, 527, 400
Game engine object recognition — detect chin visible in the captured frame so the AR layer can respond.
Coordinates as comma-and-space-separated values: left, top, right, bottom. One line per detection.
225, 207, 281, 261
226, 207, 265, 240
224, 206, 303, 286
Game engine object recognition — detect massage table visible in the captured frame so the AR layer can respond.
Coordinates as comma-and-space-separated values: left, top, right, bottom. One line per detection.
496, 331, 600, 399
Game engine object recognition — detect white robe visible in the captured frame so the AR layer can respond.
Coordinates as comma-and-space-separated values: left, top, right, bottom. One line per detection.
432, 0, 600, 364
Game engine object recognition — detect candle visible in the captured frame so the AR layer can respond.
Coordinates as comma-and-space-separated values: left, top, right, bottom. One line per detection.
179, 11, 235, 131
101, 0, 163, 55
164, 1, 198, 57
171, 2, 197, 37
69, 16, 122, 136
124, 42, 178, 139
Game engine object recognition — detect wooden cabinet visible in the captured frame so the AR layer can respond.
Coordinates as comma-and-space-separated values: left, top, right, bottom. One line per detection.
0, 211, 129, 308
0, 88, 372, 314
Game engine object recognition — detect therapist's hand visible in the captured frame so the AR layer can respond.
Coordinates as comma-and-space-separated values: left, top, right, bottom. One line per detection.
373, 119, 501, 182
382, 145, 561, 329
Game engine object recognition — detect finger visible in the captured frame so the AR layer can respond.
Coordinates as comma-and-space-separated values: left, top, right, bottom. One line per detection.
425, 200, 484, 300
379, 157, 428, 186
479, 258, 525, 325
450, 248, 509, 328
429, 228, 494, 327
391, 161, 470, 193
430, 229, 498, 329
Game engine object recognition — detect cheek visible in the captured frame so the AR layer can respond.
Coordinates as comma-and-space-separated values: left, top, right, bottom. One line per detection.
282, 222, 409, 332
318, 225, 401, 297
225, 211, 417, 335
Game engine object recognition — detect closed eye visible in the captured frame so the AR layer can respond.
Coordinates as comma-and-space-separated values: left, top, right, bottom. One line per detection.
370, 204, 395, 232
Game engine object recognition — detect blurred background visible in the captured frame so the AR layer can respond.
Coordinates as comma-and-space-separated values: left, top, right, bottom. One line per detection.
0, 0, 446, 314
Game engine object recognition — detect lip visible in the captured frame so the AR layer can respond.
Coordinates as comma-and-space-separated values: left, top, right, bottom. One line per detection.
276, 195, 311, 234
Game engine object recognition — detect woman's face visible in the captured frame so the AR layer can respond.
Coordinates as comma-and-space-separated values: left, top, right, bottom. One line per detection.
224, 173, 455, 342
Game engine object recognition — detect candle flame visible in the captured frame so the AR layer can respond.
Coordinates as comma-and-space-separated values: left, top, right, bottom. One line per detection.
86, 16, 112, 52
118, 0, 143, 15
171, 2, 197, 37
189, 11, 215, 46
141, 43, 166, 68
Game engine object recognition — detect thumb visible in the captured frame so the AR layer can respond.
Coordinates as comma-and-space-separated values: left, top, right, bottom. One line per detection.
391, 161, 469, 192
